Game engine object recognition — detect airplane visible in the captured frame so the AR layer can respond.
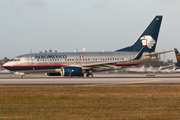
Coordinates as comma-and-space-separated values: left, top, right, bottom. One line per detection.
126, 65, 161, 73
74, 47, 86, 52
146, 66, 163, 73
174, 48, 180, 67
0, 69, 12, 74
126, 65, 147, 73
82, 47, 86, 52
3, 15, 174, 77
160, 65, 177, 73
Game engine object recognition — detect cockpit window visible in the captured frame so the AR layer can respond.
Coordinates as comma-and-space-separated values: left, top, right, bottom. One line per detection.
10, 59, 14, 61
14, 58, 20, 62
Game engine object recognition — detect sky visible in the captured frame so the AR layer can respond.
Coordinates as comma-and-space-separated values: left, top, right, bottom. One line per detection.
0, 0, 180, 62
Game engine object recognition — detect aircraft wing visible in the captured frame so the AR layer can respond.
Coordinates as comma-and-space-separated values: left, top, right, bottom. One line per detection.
81, 60, 128, 68
81, 46, 145, 68
161, 64, 175, 69
144, 50, 175, 56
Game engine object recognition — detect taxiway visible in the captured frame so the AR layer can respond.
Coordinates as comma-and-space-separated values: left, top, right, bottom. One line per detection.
0, 73, 180, 85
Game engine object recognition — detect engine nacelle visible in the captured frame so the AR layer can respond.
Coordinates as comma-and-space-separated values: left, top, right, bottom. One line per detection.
60, 66, 83, 76
46, 73, 61, 76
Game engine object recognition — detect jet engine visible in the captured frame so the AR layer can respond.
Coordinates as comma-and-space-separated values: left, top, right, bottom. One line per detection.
60, 66, 83, 76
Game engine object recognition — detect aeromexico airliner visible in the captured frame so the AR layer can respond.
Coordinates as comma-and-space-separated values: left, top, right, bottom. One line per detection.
3, 15, 173, 77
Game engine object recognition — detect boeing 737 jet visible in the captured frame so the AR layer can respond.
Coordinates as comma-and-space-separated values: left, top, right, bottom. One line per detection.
3, 15, 173, 77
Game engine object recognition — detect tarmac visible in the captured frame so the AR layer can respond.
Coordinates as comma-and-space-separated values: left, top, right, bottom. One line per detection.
0, 73, 180, 85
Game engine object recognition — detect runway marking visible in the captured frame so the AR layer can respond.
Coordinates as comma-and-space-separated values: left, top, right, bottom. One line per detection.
123, 80, 162, 84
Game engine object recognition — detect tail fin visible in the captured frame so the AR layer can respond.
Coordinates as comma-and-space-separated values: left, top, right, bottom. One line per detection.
174, 48, 180, 66
116, 15, 163, 53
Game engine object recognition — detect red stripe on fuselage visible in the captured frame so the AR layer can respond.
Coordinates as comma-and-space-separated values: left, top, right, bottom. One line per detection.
114, 63, 141, 66
3, 65, 68, 67
3, 63, 141, 68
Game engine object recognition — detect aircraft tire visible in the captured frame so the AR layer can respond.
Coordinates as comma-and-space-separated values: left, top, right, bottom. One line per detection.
86, 73, 93, 77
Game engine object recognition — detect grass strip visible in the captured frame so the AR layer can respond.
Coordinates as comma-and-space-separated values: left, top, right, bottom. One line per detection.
0, 85, 180, 119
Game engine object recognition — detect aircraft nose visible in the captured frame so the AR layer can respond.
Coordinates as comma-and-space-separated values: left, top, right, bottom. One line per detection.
2, 62, 10, 69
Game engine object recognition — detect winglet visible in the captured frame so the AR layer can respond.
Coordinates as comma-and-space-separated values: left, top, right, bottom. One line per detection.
133, 46, 146, 60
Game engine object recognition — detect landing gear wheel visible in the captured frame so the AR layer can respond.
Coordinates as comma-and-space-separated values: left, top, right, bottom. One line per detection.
81, 74, 84, 77
86, 73, 93, 77
21, 75, 26, 78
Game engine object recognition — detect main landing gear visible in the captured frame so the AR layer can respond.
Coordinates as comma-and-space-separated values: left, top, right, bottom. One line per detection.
86, 73, 93, 77
14, 72, 26, 78
20, 73, 26, 78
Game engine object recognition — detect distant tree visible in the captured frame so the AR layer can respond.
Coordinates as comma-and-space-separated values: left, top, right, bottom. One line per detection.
166, 59, 173, 63
0, 57, 11, 64
143, 60, 164, 67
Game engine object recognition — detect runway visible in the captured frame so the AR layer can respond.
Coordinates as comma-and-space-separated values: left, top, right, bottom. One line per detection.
0, 73, 180, 85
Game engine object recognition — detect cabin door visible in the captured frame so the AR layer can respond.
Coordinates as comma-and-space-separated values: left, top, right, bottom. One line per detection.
76, 57, 80, 64
27, 55, 33, 65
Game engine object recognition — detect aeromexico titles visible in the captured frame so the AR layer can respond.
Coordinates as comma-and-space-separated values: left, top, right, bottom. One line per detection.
3, 15, 174, 77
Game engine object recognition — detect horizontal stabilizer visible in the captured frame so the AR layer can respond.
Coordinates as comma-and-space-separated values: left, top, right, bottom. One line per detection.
144, 50, 175, 56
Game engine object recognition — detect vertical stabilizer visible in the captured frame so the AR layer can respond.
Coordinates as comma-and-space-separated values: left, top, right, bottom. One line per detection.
116, 15, 163, 52
174, 48, 180, 66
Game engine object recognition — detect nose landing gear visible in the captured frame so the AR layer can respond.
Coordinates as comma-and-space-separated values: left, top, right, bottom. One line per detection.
21, 75, 26, 78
